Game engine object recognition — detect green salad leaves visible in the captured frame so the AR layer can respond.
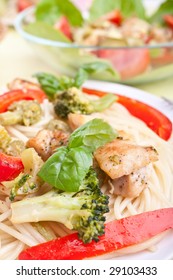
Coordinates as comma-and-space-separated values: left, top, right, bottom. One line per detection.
34, 0, 172, 26
35, 0, 83, 26
150, 0, 173, 23
38, 118, 117, 192
89, 0, 146, 21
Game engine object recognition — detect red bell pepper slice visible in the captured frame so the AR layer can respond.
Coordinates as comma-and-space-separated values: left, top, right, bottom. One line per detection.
16, 0, 33, 12
0, 152, 24, 183
18, 208, 173, 260
164, 14, 173, 29
0, 89, 46, 113
101, 10, 122, 25
83, 88, 172, 141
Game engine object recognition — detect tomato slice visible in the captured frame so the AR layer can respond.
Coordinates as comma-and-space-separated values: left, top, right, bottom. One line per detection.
0, 89, 47, 113
101, 10, 122, 25
83, 87, 172, 141
164, 14, 173, 29
96, 48, 150, 79
16, 0, 33, 12
54, 16, 73, 40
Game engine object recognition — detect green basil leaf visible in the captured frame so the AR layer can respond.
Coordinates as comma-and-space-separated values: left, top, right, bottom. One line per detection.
91, 93, 117, 112
38, 146, 92, 192
82, 61, 116, 76
68, 118, 117, 151
34, 72, 75, 98
74, 62, 117, 88
74, 68, 89, 88
89, 0, 146, 21
34, 72, 61, 98
149, 0, 173, 23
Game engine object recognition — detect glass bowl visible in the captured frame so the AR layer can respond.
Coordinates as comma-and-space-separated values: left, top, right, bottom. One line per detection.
14, 7, 173, 85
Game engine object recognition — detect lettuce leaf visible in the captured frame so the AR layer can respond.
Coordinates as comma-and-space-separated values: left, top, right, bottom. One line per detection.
149, 0, 173, 23
35, 0, 83, 26
89, 0, 146, 21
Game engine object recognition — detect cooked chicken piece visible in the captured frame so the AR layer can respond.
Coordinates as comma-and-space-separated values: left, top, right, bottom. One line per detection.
26, 129, 69, 161
68, 113, 93, 131
8, 78, 41, 92
108, 165, 152, 198
94, 139, 158, 179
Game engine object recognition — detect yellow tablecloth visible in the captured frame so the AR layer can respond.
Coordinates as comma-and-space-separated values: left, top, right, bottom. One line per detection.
1, 30, 173, 99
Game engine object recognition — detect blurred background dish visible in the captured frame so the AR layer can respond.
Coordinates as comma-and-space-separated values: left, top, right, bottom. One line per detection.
14, 0, 173, 85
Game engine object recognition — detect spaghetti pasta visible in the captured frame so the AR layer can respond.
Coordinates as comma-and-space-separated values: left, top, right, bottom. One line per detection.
0, 95, 173, 260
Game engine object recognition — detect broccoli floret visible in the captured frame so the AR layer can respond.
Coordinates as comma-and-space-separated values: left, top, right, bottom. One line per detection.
0, 125, 25, 156
54, 87, 116, 119
11, 167, 109, 243
9, 174, 36, 201
0, 100, 42, 126
54, 87, 93, 119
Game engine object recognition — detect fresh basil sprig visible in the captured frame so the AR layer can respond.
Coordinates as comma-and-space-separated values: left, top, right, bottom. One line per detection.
74, 62, 116, 88
38, 146, 92, 192
38, 118, 117, 192
33, 73, 74, 98
68, 118, 117, 151
34, 61, 117, 98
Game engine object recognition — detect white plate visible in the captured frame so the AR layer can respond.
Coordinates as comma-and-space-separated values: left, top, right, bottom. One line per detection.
84, 80, 173, 260
1, 80, 172, 260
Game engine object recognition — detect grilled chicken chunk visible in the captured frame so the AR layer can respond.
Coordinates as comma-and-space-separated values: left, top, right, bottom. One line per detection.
94, 139, 158, 179
26, 129, 69, 161
108, 166, 151, 198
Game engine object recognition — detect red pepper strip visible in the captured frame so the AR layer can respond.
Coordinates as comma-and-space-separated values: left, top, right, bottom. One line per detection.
54, 16, 73, 40
18, 208, 173, 260
0, 89, 47, 113
101, 10, 122, 25
83, 87, 172, 141
0, 152, 24, 183
164, 15, 173, 29
16, 0, 33, 12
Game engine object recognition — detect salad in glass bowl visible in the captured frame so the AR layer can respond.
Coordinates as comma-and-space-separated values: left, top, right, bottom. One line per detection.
15, 0, 173, 84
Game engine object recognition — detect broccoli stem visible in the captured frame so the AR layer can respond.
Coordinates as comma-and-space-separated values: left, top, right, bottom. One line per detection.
11, 190, 90, 229
11, 168, 110, 243
0, 111, 22, 126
